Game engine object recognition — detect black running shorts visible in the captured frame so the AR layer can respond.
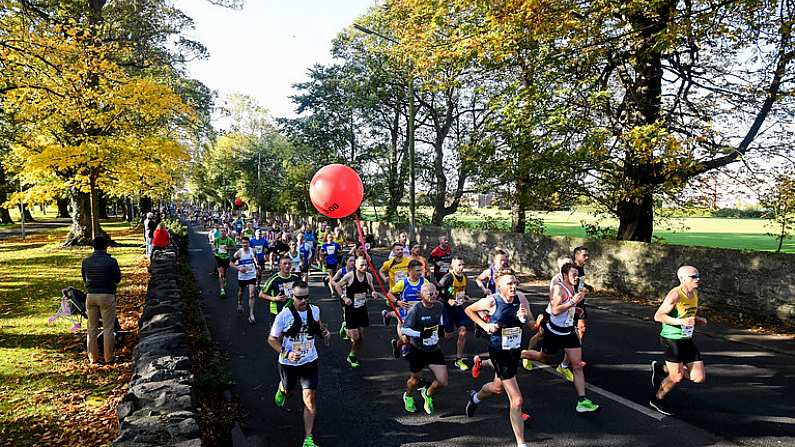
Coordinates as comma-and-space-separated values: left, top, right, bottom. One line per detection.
488, 346, 521, 380
279, 360, 319, 391
406, 345, 446, 373
343, 304, 370, 329
660, 337, 701, 365
541, 329, 581, 355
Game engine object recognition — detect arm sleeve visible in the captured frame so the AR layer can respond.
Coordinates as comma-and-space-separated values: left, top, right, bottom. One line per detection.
400, 327, 422, 338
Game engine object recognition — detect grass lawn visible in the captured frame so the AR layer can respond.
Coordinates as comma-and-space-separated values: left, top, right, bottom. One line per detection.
361, 206, 795, 254
0, 220, 148, 446
0, 206, 61, 229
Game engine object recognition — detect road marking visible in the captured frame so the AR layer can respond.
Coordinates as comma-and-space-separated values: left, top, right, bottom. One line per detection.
535, 364, 666, 421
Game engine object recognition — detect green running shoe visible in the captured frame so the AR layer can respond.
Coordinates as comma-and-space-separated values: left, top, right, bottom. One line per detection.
347, 353, 359, 368
419, 387, 434, 414
403, 392, 416, 413
454, 358, 470, 371
522, 359, 534, 371
274, 388, 286, 408
576, 398, 600, 413
556, 364, 574, 382
302, 435, 318, 447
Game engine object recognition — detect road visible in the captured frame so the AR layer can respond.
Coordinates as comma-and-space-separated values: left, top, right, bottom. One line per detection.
187, 225, 795, 447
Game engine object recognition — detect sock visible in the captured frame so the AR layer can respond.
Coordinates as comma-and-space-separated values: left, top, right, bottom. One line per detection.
472, 393, 481, 404
518, 444, 528, 447
578, 395, 587, 402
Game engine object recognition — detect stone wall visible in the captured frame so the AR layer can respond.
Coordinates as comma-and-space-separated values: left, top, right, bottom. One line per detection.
114, 250, 201, 447
287, 214, 795, 326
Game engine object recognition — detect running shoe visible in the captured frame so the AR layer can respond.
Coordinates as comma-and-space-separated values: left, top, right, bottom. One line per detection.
575, 398, 600, 413
391, 339, 400, 359
454, 358, 469, 371
522, 359, 534, 371
302, 435, 318, 447
419, 387, 434, 414
521, 412, 531, 422
649, 396, 673, 416
274, 388, 286, 408
471, 355, 482, 379
650, 360, 664, 392
339, 321, 348, 340
382, 309, 390, 326
237, 303, 243, 313
220, 287, 226, 297
401, 345, 409, 358
465, 390, 478, 417
248, 315, 256, 325
347, 353, 359, 368
403, 392, 416, 413
556, 364, 574, 382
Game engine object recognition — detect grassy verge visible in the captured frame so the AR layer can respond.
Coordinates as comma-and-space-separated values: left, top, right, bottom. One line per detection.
0, 220, 147, 447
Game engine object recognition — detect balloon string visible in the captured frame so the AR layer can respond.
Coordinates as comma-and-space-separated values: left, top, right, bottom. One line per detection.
354, 215, 403, 324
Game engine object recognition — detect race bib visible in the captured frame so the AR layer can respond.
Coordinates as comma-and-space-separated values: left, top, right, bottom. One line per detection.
455, 291, 466, 306
394, 270, 407, 283
681, 323, 695, 338
290, 334, 313, 354
217, 246, 227, 254
353, 292, 367, 308
423, 325, 439, 346
281, 283, 294, 299
438, 262, 449, 273
255, 246, 263, 254
326, 246, 336, 255
501, 327, 521, 350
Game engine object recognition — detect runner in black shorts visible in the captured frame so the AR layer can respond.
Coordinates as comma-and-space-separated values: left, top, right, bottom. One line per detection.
465, 272, 532, 447
333, 256, 378, 368
400, 282, 447, 415
267, 281, 330, 447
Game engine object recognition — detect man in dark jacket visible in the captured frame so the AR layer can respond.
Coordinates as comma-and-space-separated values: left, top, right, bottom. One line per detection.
81, 236, 122, 364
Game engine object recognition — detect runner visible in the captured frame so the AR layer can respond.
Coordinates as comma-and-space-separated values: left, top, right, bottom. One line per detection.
213, 228, 236, 297
388, 231, 411, 259
250, 229, 269, 289
303, 224, 317, 267
320, 233, 342, 296
296, 232, 313, 283
233, 215, 244, 238
408, 243, 429, 277
522, 262, 599, 413
231, 236, 259, 324
439, 256, 471, 371
429, 235, 453, 283
464, 272, 532, 447
400, 282, 447, 414
331, 255, 356, 339
266, 223, 279, 271
332, 226, 346, 247
267, 281, 330, 447
476, 249, 510, 296
385, 259, 425, 358
241, 221, 255, 239
260, 258, 302, 320
333, 256, 378, 368
379, 242, 411, 292
649, 265, 707, 416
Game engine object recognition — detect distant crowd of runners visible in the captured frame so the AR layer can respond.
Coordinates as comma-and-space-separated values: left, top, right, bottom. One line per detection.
190, 208, 707, 447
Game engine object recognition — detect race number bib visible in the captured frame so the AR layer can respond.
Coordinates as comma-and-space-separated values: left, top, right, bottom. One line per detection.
438, 262, 449, 273
353, 292, 367, 308
681, 323, 695, 338
255, 246, 263, 254
423, 326, 439, 346
217, 246, 227, 254
455, 291, 466, 306
394, 270, 407, 283
501, 327, 521, 350
281, 283, 295, 299
326, 246, 336, 255
290, 334, 313, 355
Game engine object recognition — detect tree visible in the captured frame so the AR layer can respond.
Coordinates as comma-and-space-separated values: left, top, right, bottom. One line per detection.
385, 0, 795, 241
760, 170, 795, 253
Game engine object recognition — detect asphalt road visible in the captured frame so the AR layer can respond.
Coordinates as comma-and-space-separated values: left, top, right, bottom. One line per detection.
187, 225, 795, 447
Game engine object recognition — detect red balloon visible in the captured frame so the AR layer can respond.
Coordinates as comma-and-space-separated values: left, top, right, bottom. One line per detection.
234, 198, 243, 207
309, 164, 364, 218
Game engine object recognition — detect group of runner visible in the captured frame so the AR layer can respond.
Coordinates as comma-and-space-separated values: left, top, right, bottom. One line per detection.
198, 211, 708, 447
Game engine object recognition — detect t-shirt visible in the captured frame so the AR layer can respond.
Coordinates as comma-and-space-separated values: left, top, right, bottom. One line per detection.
234, 248, 257, 280
299, 245, 312, 267
242, 228, 255, 239
270, 304, 322, 366
249, 237, 268, 261
321, 242, 342, 265
262, 272, 301, 315
381, 256, 411, 289
403, 301, 444, 352
439, 272, 468, 306
273, 240, 290, 256
429, 245, 453, 278
213, 237, 236, 259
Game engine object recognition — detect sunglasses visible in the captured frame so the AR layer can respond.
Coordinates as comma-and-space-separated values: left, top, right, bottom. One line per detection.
293, 294, 309, 300
689, 274, 701, 280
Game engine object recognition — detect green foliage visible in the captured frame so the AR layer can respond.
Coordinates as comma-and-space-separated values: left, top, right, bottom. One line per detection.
580, 220, 618, 241
713, 208, 766, 219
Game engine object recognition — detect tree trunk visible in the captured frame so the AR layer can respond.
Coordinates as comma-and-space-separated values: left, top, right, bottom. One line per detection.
56, 197, 71, 218
63, 188, 104, 246
98, 192, 108, 219
0, 163, 12, 224
22, 204, 35, 222
616, 189, 654, 242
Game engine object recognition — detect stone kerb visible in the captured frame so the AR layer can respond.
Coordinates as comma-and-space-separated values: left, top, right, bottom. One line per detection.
284, 213, 794, 326
113, 249, 201, 447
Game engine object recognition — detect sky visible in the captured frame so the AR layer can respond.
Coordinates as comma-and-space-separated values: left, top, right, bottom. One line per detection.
173, 0, 379, 124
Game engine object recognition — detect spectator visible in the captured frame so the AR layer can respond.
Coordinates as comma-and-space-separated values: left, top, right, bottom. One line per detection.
81, 236, 122, 365
152, 222, 171, 252
144, 212, 156, 257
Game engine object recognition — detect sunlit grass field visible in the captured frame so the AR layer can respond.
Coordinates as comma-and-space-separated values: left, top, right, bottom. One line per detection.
361, 207, 794, 254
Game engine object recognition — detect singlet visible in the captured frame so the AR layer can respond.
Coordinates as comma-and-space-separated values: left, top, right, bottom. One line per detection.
441, 272, 468, 306
545, 282, 576, 335
287, 251, 301, 272
488, 293, 522, 350
487, 266, 497, 294
250, 237, 268, 260
346, 271, 372, 309
399, 276, 424, 303
660, 287, 699, 340
235, 248, 257, 280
